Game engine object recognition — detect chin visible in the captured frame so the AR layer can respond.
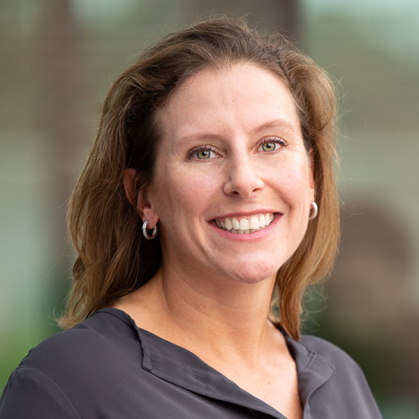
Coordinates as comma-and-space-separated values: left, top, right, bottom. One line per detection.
222, 260, 280, 285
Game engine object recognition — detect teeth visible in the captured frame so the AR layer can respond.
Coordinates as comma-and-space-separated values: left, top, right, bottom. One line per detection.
215, 213, 275, 234
239, 219, 250, 230
250, 216, 259, 230
232, 218, 240, 230
225, 218, 233, 230
259, 214, 266, 228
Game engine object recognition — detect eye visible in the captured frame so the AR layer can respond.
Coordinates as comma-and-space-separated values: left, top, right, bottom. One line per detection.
261, 142, 277, 152
188, 145, 219, 161
196, 149, 215, 159
258, 138, 285, 153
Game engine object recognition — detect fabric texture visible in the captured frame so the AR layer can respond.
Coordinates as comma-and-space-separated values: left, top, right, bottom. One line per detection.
0, 308, 382, 418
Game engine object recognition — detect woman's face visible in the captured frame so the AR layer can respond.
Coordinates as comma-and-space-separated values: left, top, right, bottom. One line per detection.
142, 63, 314, 285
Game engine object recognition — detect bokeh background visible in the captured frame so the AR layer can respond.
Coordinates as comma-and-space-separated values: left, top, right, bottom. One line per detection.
1, 0, 418, 417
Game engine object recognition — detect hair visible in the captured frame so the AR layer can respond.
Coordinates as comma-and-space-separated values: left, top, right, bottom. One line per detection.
60, 16, 340, 340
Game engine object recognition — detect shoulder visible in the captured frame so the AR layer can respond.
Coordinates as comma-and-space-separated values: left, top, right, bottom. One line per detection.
299, 334, 361, 371
299, 334, 370, 383
0, 310, 141, 419
0, 366, 82, 418
0, 309, 143, 417
296, 334, 382, 418
23, 309, 137, 368
6, 309, 140, 395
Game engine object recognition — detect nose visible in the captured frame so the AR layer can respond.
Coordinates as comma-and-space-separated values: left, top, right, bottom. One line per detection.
223, 155, 264, 198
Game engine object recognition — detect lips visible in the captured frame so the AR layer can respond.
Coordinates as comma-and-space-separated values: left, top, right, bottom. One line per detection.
214, 213, 275, 234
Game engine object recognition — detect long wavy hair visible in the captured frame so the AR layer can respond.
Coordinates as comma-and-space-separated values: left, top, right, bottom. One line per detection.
60, 16, 339, 340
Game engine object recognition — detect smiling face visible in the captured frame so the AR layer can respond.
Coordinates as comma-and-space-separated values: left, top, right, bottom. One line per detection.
140, 63, 315, 286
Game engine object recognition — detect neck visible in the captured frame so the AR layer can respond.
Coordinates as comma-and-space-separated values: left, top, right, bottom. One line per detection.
149, 264, 280, 366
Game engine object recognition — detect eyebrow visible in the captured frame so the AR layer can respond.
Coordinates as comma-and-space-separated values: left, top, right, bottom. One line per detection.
177, 118, 299, 145
251, 119, 299, 136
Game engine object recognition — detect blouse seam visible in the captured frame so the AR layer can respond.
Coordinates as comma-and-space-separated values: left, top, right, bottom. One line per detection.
16, 367, 83, 419
94, 308, 133, 327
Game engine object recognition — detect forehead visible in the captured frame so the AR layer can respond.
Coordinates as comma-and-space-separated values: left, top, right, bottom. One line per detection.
156, 63, 301, 143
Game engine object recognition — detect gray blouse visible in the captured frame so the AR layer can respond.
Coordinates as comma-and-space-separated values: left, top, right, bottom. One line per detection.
0, 308, 382, 418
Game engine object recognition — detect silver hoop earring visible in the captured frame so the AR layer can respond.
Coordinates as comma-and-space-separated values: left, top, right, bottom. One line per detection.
309, 201, 318, 221
142, 220, 158, 240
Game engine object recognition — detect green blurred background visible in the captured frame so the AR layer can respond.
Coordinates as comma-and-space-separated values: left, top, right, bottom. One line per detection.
1, 0, 418, 417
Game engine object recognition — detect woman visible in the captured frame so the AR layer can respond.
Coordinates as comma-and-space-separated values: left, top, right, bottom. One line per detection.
0, 17, 382, 418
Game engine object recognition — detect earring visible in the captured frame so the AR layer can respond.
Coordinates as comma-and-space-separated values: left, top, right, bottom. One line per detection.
142, 220, 158, 240
309, 201, 318, 221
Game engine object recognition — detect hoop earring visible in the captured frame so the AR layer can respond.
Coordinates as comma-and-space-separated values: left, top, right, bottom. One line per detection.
309, 201, 318, 221
142, 220, 158, 240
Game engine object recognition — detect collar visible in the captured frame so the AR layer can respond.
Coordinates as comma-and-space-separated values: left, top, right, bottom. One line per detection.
101, 308, 334, 418
283, 332, 335, 411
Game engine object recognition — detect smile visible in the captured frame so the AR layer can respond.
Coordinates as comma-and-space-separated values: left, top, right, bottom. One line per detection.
214, 213, 275, 234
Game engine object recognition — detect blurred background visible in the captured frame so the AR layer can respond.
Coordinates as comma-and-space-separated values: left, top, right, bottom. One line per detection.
1, 0, 418, 417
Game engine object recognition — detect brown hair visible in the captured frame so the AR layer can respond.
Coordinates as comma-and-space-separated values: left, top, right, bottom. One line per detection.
60, 16, 339, 340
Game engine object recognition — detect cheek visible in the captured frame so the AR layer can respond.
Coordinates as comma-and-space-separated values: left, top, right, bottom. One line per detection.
155, 168, 220, 219
181, 173, 222, 215
271, 166, 313, 201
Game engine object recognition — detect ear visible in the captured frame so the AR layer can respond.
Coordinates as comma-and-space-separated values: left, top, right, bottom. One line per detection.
123, 168, 159, 228
308, 148, 316, 201
123, 168, 138, 207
